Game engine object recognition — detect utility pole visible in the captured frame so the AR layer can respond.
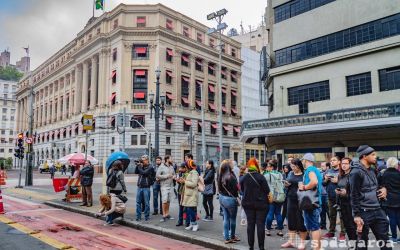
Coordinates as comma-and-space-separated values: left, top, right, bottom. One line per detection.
122, 107, 126, 151
201, 83, 206, 172
149, 68, 165, 159
26, 79, 34, 186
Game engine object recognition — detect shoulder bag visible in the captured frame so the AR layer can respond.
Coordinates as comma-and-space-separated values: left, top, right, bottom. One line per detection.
222, 180, 241, 206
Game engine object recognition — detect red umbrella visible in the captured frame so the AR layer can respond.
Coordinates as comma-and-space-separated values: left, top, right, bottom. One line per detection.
57, 153, 98, 166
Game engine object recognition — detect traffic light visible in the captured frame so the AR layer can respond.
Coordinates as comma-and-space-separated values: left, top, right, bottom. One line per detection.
15, 133, 25, 159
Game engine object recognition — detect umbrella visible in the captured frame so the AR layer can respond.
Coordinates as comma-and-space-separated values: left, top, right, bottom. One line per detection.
106, 151, 130, 174
57, 153, 99, 166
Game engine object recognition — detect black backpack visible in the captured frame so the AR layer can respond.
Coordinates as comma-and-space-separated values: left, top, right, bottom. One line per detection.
106, 170, 118, 188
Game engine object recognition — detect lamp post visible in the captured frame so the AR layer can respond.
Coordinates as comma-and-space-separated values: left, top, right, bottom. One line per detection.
207, 8, 228, 165
149, 67, 165, 158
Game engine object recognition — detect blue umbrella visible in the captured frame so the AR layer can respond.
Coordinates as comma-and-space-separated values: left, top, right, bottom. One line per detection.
106, 151, 130, 174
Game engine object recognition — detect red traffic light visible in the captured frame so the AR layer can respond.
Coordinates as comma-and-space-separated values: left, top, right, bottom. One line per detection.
18, 133, 24, 139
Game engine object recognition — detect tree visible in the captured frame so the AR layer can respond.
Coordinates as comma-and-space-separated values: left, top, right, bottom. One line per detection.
0, 66, 24, 81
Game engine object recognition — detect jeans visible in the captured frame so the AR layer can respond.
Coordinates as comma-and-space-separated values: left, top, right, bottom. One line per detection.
219, 195, 238, 240
186, 207, 197, 225
266, 202, 283, 230
303, 207, 321, 231
106, 212, 123, 224
136, 187, 150, 220
203, 194, 214, 218
152, 183, 161, 213
320, 195, 329, 228
386, 207, 400, 239
245, 208, 268, 250
358, 208, 392, 250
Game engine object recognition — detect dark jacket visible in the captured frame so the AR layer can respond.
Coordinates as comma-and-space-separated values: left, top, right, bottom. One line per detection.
350, 161, 381, 217
80, 165, 94, 186
218, 174, 239, 198
378, 168, 400, 208
135, 164, 155, 188
337, 172, 351, 204
203, 167, 216, 194
323, 167, 340, 200
240, 172, 270, 210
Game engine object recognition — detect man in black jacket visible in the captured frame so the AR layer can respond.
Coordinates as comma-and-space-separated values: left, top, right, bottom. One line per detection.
80, 160, 94, 207
135, 155, 155, 221
350, 145, 392, 250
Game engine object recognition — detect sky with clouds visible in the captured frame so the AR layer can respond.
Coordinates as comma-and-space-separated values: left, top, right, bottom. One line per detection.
0, 0, 267, 70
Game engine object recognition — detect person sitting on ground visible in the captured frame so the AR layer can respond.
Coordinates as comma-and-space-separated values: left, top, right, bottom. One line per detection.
96, 194, 126, 226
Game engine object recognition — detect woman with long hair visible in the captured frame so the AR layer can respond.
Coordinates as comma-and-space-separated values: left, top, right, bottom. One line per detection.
240, 158, 270, 250
218, 160, 240, 244
281, 158, 307, 249
202, 160, 216, 221
181, 160, 200, 231
108, 160, 127, 195
96, 194, 126, 226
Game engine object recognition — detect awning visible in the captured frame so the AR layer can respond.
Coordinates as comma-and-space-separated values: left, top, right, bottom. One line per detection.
45, 132, 49, 136
209, 85, 215, 93
182, 55, 189, 62
50, 131, 54, 136
134, 92, 145, 99
73, 124, 78, 129
184, 119, 192, 126
234, 127, 241, 133
55, 130, 59, 136
166, 93, 174, 100
67, 127, 71, 132
231, 73, 237, 79
211, 123, 218, 129
223, 125, 231, 131
167, 48, 173, 56
195, 100, 202, 106
222, 106, 227, 112
110, 116, 115, 124
135, 70, 146, 76
111, 70, 116, 78
182, 76, 190, 82
135, 47, 147, 54
137, 17, 146, 24
208, 64, 215, 71
166, 117, 173, 124
60, 128, 66, 133
221, 70, 227, 76
166, 71, 173, 77
110, 92, 116, 102
198, 121, 203, 127
209, 103, 216, 110
222, 87, 227, 94
196, 80, 203, 85
195, 60, 202, 66
166, 21, 173, 29
231, 108, 238, 114
181, 97, 189, 104
231, 90, 237, 96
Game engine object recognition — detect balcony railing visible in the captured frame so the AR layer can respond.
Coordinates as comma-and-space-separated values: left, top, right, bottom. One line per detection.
243, 102, 400, 132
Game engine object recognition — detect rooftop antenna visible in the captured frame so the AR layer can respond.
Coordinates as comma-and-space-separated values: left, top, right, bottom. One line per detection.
240, 21, 244, 35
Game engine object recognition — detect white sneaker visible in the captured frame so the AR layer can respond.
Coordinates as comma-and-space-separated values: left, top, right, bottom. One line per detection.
192, 224, 199, 232
185, 225, 193, 230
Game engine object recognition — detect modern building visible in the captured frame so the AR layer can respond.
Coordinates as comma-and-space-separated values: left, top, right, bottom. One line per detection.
242, 0, 400, 166
231, 25, 269, 53
0, 79, 18, 160
16, 4, 243, 169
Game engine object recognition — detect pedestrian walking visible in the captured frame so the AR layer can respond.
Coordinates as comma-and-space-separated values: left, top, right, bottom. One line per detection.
218, 160, 240, 244
378, 157, 400, 243
264, 160, 285, 237
181, 160, 200, 231
175, 162, 189, 227
319, 161, 329, 230
135, 155, 155, 221
152, 156, 163, 215
49, 160, 55, 179
240, 158, 270, 250
61, 165, 67, 175
80, 160, 94, 207
350, 145, 392, 250
281, 158, 307, 249
335, 157, 357, 243
202, 160, 216, 222
157, 155, 175, 222
298, 153, 323, 250
108, 160, 127, 195
96, 193, 126, 226
323, 156, 346, 240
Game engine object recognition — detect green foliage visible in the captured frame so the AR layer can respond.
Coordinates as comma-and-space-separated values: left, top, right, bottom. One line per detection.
0, 66, 24, 81
0, 157, 13, 169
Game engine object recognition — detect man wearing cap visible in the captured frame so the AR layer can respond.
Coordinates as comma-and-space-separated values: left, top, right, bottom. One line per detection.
298, 153, 323, 250
156, 155, 175, 222
350, 145, 392, 250
134, 155, 155, 221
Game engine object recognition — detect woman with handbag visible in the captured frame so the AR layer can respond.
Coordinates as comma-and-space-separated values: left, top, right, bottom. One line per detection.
281, 158, 307, 249
218, 160, 240, 244
202, 160, 216, 221
240, 158, 270, 250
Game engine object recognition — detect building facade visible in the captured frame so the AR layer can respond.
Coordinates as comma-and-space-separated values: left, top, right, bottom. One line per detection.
17, 4, 243, 169
242, 0, 400, 166
0, 79, 18, 160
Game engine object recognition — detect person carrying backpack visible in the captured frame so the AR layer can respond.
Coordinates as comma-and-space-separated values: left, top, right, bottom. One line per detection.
264, 160, 285, 237
107, 160, 127, 195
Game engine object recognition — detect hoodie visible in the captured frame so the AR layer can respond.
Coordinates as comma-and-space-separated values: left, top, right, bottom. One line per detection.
349, 160, 381, 217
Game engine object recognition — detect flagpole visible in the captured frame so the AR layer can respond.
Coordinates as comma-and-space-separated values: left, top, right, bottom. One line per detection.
92, 0, 95, 18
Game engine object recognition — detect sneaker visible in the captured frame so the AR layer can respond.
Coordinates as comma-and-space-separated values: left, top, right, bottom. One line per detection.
224, 239, 234, 244
297, 242, 306, 250
166, 215, 174, 220
152, 211, 158, 215
266, 230, 271, 236
192, 224, 199, 232
323, 232, 335, 238
277, 231, 284, 237
103, 223, 114, 226
231, 236, 240, 242
176, 222, 183, 226
185, 225, 193, 230
339, 233, 346, 241
136, 218, 141, 222
281, 242, 295, 248
160, 217, 166, 222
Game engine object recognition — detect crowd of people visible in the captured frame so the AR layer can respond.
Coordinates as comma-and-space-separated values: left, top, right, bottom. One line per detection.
62, 145, 400, 250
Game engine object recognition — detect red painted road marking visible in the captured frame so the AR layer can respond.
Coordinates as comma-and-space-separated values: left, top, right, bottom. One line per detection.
2, 196, 209, 250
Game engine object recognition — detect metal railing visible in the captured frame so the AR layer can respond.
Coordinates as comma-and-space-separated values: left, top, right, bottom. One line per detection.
243, 102, 400, 132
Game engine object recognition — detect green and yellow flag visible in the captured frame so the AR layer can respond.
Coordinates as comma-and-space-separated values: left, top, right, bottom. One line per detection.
95, 0, 104, 10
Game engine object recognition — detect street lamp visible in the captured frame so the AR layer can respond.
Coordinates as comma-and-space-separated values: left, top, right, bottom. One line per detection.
149, 67, 165, 158
206, 8, 228, 166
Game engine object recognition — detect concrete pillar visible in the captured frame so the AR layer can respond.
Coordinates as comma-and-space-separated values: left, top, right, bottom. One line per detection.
97, 51, 106, 107
81, 61, 89, 113
62, 77, 68, 120
90, 56, 98, 110
74, 65, 82, 114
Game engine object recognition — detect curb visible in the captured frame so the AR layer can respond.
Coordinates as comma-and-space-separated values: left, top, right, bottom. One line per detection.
44, 201, 244, 250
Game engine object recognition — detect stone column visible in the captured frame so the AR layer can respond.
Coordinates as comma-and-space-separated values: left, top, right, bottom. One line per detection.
42, 101, 46, 126
74, 65, 82, 114
81, 61, 89, 113
90, 55, 98, 110
68, 72, 74, 117
58, 94, 62, 121
97, 49, 108, 107
62, 76, 68, 120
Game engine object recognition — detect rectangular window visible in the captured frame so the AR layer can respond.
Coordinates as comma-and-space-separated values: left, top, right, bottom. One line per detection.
221, 67, 227, 80
111, 70, 117, 84
165, 149, 172, 156
112, 48, 117, 62
197, 121, 202, 133
233, 127, 239, 137
208, 63, 215, 75
195, 58, 203, 72
140, 135, 146, 145
223, 125, 230, 136
166, 136, 171, 145
209, 38, 215, 48
183, 119, 192, 132
133, 69, 147, 103
210, 123, 217, 135
346, 72, 372, 96
166, 70, 173, 84
131, 115, 145, 128
208, 84, 215, 103
166, 18, 173, 30
181, 76, 190, 107
133, 44, 149, 59
288, 80, 330, 114
197, 32, 203, 43
166, 48, 173, 62
231, 48, 237, 57
379, 65, 400, 91
166, 116, 173, 130
275, 13, 400, 66
274, 0, 335, 23
195, 81, 202, 99
222, 89, 226, 106
166, 92, 173, 105
137, 16, 146, 27
183, 26, 190, 38
111, 137, 115, 145
113, 19, 118, 29
231, 71, 237, 83
181, 53, 190, 67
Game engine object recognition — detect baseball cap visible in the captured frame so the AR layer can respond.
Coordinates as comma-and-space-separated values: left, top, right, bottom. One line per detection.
301, 153, 315, 162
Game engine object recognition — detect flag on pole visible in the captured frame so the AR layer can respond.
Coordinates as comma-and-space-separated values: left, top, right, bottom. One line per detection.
95, 0, 104, 10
